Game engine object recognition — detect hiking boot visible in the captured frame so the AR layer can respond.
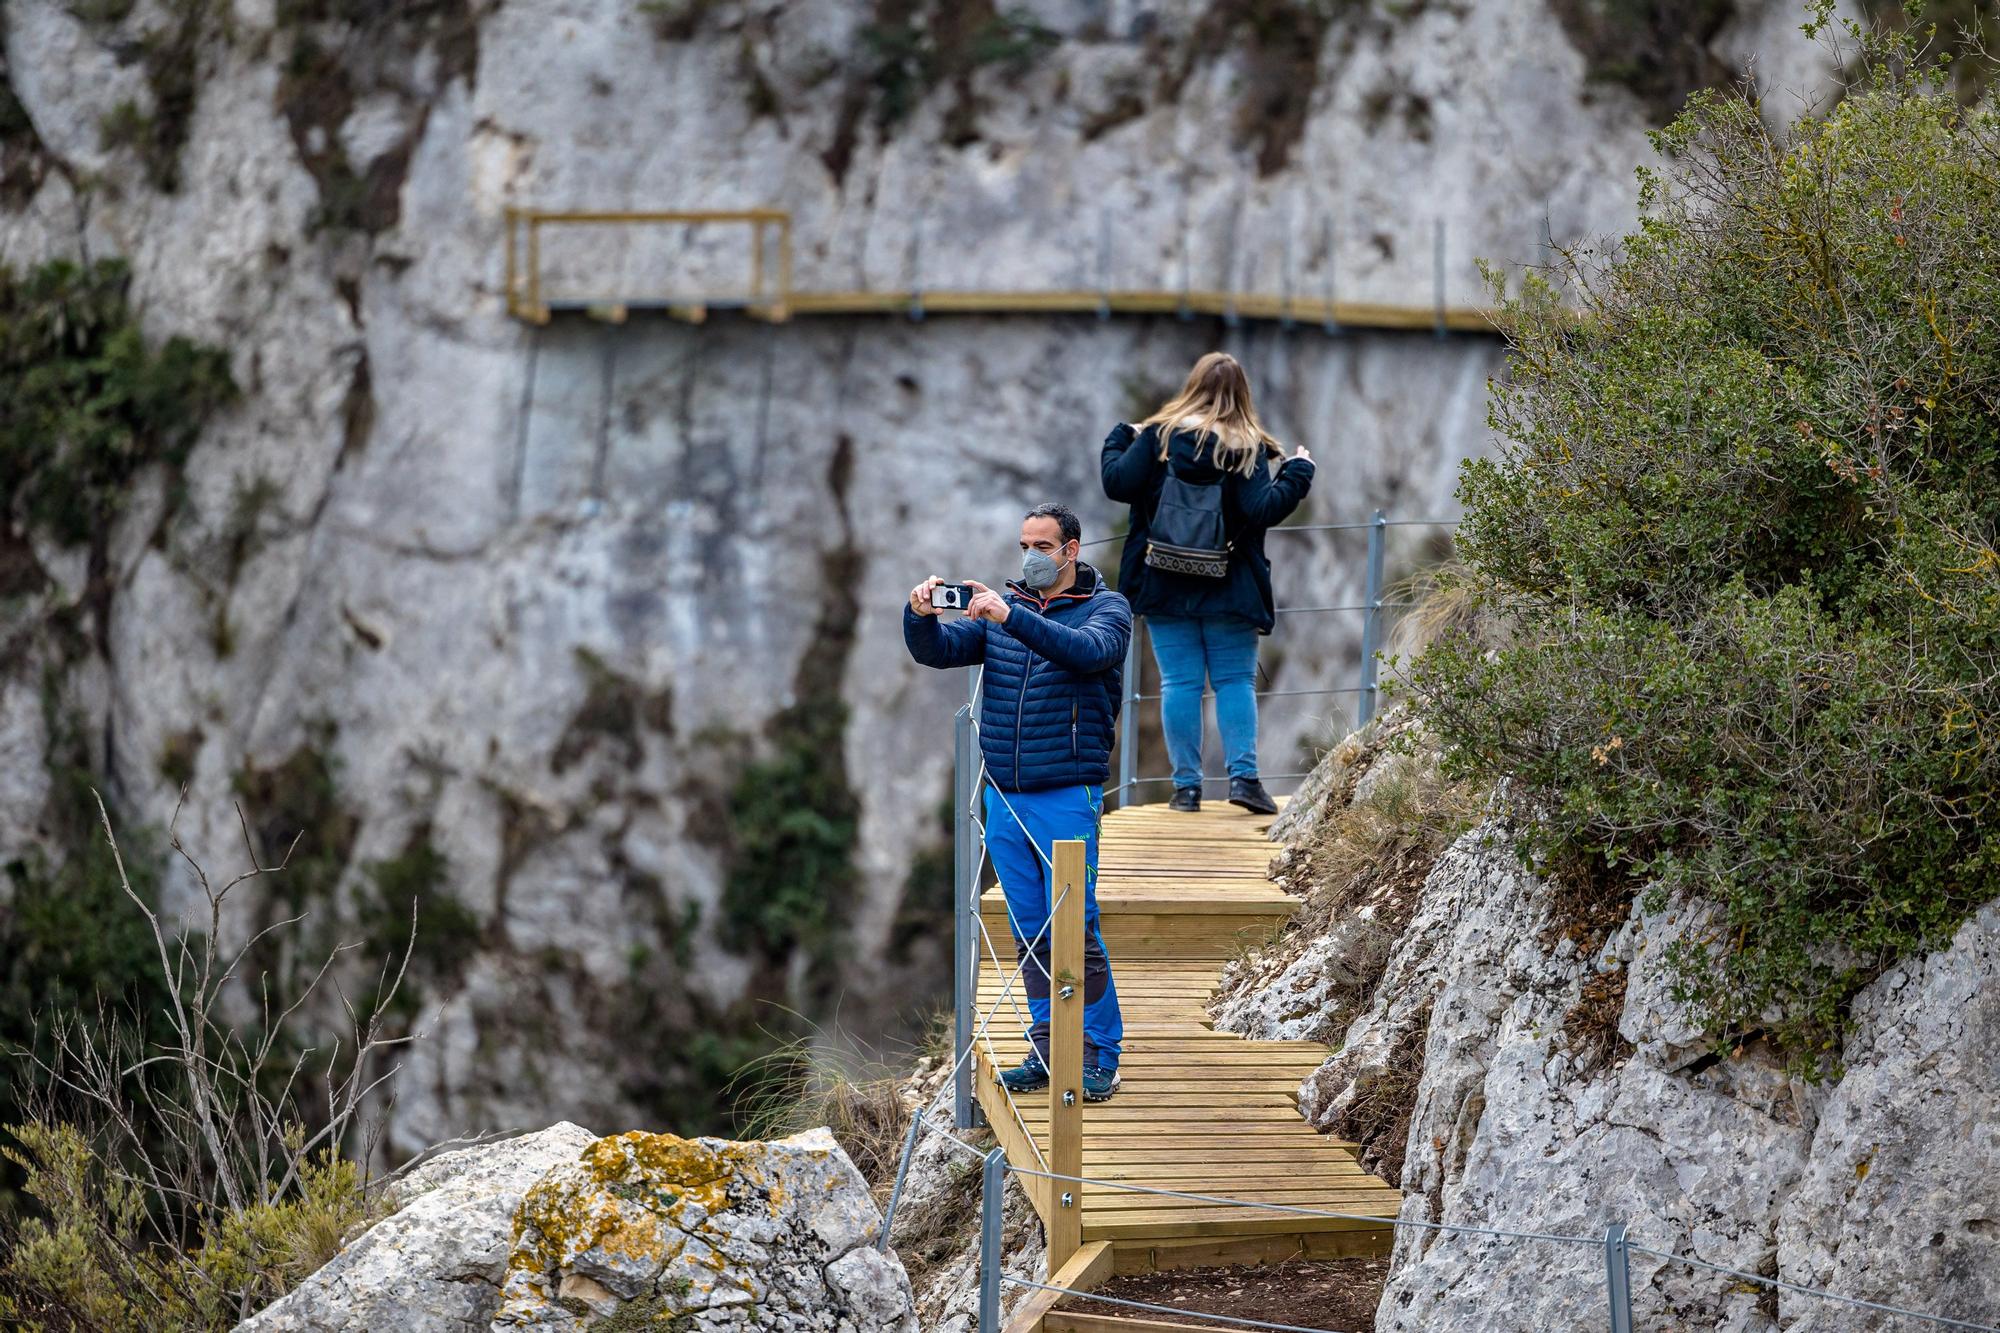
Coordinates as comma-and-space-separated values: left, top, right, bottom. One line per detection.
998, 1052, 1049, 1094
1082, 1064, 1121, 1102
1229, 776, 1278, 815
1167, 786, 1201, 813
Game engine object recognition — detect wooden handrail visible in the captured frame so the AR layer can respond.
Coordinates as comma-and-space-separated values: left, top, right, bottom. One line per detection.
1048, 838, 1088, 1275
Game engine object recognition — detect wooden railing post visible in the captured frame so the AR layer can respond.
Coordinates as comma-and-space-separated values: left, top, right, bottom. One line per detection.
1047, 838, 1087, 1274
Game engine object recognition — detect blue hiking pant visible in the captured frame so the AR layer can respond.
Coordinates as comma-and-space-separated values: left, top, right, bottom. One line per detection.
983, 782, 1123, 1072
1147, 614, 1261, 791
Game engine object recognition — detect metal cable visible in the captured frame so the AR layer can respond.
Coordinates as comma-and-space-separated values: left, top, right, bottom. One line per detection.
1629, 1245, 2000, 1332
1080, 517, 1461, 549
1127, 772, 1311, 786
1274, 601, 1419, 614
1002, 1164, 1601, 1248
1002, 1275, 1358, 1333
1133, 686, 1362, 701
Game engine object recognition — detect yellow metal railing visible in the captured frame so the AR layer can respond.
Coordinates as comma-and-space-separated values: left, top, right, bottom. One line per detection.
502, 207, 1496, 334
504, 208, 793, 324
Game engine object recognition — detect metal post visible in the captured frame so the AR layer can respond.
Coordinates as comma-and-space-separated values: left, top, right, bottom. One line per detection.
1432, 216, 1446, 338
1177, 190, 1192, 320
1280, 215, 1294, 328
953, 703, 979, 1129
1322, 213, 1339, 332
1357, 509, 1386, 729
875, 1112, 925, 1248
1097, 208, 1113, 319
504, 206, 519, 316
1604, 1222, 1634, 1333
1117, 625, 1138, 807
978, 1147, 1007, 1332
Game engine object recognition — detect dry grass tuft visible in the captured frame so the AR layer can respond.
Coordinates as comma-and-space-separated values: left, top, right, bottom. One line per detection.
1327, 998, 1433, 1186
1562, 965, 1637, 1075
726, 1023, 924, 1195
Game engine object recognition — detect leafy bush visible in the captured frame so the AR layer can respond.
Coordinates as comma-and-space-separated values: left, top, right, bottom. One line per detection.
719, 702, 859, 962
0, 258, 236, 548
0, 1121, 385, 1330
1, 792, 412, 1328
0, 700, 170, 1203
1404, 8, 2000, 1069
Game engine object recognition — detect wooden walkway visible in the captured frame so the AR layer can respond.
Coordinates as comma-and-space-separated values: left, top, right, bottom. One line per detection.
971, 799, 1401, 1279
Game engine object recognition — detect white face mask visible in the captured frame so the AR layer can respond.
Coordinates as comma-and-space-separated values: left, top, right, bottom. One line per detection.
1021, 544, 1070, 590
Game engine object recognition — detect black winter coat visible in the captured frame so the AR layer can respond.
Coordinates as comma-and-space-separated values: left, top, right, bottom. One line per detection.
1100, 423, 1316, 633
902, 563, 1131, 793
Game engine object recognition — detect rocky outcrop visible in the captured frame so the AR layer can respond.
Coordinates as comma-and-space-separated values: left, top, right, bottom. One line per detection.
1228, 737, 2000, 1332
240, 1123, 600, 1333
240, 1125, 918, 1332
494, 1127, 916, 1331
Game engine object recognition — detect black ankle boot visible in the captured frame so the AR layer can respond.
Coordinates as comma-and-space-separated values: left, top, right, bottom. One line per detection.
1167, 786, 1201, 813
1229, 777, 1277, 815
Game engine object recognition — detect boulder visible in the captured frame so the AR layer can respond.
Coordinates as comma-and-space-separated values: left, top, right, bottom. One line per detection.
492, 1127, 918, 1331
238, 1123, 599, 1332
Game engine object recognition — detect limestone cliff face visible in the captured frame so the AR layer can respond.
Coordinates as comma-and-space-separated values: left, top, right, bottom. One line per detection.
1217, 726, 2000, 1332
0, 0, 1841, 1150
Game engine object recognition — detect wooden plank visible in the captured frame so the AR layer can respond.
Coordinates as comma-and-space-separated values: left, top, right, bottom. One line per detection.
1003, 1239, 1115, 1333
1048, 839, 1087, 1273
1084, 1205, 1400, 1237
1109, 1228, 1392, 1273
1046, 1313, 1233, 1333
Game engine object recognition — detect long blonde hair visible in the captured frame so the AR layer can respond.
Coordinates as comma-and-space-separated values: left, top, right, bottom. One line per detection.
1138, 352, 1281, 477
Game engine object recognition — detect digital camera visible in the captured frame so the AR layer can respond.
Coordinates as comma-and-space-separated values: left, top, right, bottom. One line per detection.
930, 583, 973, 611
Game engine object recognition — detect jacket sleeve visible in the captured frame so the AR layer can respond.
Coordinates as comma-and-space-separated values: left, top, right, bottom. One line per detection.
904, 605, 988, 669
1002, 593, 1131, 674
1231, 455, 1316, 529
1100, 423, 1158, 503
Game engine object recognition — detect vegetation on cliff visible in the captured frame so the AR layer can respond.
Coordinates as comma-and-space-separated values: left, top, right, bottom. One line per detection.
1408, 5, 2000, 1069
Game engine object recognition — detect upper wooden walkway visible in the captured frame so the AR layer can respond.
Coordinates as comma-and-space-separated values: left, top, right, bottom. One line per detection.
971, 799, 1401, 1284
500, 208, 1498, 334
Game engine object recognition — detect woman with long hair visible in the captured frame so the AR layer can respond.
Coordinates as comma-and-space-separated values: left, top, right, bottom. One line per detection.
1101, 352, 1315, 813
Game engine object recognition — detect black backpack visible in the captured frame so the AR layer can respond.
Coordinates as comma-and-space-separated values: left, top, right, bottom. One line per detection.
1144, 447, 1230, 579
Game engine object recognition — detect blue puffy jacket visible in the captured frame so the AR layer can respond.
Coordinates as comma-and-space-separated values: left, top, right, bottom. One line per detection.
903, 563, 1131, 792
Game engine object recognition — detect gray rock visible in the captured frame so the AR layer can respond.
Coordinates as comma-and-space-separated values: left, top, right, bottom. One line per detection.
1248, 743, 2000, 1332
1774, 899, 2000, 1329
237, 1123, 598, 1333
493, 1127, 918, 1331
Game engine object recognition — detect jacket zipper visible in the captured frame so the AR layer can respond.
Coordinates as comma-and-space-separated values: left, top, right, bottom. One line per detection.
1071, 699, 1079, 759
1015, 654, 1032, 782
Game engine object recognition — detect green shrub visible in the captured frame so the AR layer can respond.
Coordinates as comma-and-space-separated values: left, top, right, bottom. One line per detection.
0, 699, 170, 1205
0, 1120, 385, 1330
356, 823, 481, 1009
1404, 7, 2000, 1070
0, 258, 236, 549
719, 702, 858, 962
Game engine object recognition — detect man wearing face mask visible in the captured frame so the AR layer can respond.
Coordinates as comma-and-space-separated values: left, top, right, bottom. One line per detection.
904, 502, 1130, 1102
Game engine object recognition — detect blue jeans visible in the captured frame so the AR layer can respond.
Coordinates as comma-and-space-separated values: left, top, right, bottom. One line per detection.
1146, 615, 1260, 791
983, 783, 1123, 1071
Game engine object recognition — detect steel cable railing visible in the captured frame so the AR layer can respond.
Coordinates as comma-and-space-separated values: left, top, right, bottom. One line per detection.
1084, 511, 1459, 806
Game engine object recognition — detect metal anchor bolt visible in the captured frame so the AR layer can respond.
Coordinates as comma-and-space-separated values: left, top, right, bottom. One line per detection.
1058, 985, 1075, 1000
1060, 1191, 1074, 1209
1062, 1089, 1075, 1106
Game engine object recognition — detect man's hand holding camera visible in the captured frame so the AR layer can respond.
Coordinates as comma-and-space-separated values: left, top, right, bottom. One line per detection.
909, 575, 946, 618
960, 580, 1009, 624
908, 575, 1009, 624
